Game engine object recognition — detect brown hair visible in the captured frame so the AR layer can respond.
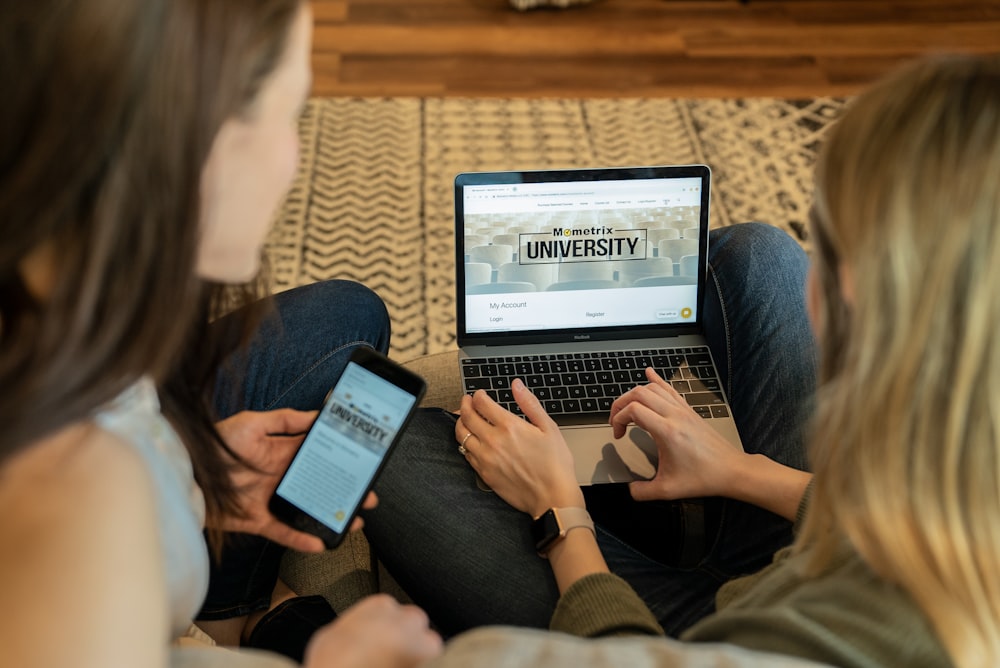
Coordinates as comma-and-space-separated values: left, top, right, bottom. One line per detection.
0, 0, 303, 533
800, 54, 1000, 665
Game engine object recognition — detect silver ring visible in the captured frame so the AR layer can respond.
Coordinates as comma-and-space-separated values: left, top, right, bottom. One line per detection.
458, 445, 468, 456
461, 431, 475, 447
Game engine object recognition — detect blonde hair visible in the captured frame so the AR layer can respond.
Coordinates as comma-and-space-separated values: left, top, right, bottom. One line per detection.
799, 54, 1000, 666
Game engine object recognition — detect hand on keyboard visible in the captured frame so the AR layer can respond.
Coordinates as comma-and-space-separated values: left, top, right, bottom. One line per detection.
454, 380, 584, 519
609, 368, 747, 502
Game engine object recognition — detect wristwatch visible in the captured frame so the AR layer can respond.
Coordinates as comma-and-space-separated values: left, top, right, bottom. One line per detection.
531, 507, 595, 557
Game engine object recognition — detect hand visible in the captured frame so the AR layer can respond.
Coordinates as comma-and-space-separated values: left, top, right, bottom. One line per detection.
303, 595, 442, 668
456, 380, 584, 518
212, 409, 378, 552
609, 368, 748, 502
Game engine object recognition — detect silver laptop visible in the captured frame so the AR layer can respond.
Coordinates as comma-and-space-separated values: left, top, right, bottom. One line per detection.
454, 165, 743, 485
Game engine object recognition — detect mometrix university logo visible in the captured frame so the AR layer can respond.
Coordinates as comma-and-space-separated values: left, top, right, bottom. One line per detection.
520, 226, 648, 265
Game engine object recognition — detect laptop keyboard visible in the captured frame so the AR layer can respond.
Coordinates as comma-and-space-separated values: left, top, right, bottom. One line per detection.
460, 346, 729, 419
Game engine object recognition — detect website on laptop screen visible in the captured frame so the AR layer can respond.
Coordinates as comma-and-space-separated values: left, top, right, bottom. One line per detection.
462, 177, 703, 334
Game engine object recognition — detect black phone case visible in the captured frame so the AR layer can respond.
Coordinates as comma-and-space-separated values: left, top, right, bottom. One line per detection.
268, 348, 426, 549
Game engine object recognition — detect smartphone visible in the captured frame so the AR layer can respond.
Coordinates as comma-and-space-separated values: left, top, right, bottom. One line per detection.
269, 347, 426, 549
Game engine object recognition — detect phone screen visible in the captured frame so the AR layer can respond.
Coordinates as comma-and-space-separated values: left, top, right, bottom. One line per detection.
275, 360, 418, 534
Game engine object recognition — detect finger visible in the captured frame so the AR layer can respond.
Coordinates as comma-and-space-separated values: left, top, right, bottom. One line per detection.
267, 433, 308, 457
349, 493, 379, 532
629, 478, 668, 502
609, 401, 637, 439
457, 398, 487, 466
609, 382, 651, 425
469, 387, 513, 428
414, 630, 444, 659
241, 433, 306, 474
609, 374, 675, 422
267, 408, 320, 436
456, 396, 488, 462
398, 602, 432, 628
644, 366, 672, 389
395, 605, 444, 658
609, 386, 676, 438
267, 521, 326, 553
610, 401, 669, 440
455, 400, 470, 442
457, 395, 478, 443
460, 391, 495, 440
462, 445, 482, 474
645, 367, 686, 402
268, 433, 307, 448
511, 378, 557, 431
397, 604, 440, 634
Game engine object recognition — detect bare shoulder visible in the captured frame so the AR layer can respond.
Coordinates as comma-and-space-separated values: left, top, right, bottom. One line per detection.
0, 422, 154, 535
0, 423, 169, 668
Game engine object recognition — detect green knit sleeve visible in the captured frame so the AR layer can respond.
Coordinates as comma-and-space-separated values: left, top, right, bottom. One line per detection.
549, 572, 665, 638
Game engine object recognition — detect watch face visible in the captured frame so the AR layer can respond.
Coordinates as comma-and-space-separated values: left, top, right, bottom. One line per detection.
531, 508, 561, 554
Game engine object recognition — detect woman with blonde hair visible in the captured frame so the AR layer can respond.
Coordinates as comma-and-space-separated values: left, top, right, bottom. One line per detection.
368, 53, 1000, 667
797, 52, 1000, 665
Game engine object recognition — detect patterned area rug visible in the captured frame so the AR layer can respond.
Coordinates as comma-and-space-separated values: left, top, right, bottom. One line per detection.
267, 97, 847, 361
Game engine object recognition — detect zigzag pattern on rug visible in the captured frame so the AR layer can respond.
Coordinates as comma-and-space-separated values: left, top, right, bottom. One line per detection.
268, 97, 846, 360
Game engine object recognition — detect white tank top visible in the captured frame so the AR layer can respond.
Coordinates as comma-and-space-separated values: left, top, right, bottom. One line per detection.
94, 378, 209, 637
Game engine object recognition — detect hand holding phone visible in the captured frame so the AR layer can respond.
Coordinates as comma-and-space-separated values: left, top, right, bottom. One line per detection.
269, 348, 426, 549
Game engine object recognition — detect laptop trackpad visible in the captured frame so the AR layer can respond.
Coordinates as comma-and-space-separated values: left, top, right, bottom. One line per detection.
563, 424, 659, 485
564, 418, 744, 485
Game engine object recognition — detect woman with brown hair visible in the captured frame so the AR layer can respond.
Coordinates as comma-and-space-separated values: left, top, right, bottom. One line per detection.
369, 53, 1000, 667
0, 0, 440, 666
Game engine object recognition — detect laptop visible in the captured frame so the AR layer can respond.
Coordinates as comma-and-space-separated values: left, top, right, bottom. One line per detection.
454, 165, 743, 485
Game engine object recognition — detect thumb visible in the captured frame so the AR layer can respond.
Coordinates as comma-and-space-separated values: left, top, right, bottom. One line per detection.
270, 408, 319, 435
512, 378, 556, 429
628, 479, 663, 502
265, 521, 326, 553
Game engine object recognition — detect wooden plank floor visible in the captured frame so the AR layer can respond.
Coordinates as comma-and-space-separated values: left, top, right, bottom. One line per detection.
310, 0, 1000, 98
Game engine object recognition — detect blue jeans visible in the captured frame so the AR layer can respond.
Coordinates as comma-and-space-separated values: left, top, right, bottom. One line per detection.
197, 280, 391, 621
363, 223, 817, 637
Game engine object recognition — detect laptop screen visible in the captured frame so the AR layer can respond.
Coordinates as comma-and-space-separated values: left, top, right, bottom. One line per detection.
455, 165, 710, 345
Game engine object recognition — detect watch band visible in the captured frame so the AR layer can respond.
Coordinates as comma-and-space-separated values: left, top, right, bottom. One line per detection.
531, 507, 595, 557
